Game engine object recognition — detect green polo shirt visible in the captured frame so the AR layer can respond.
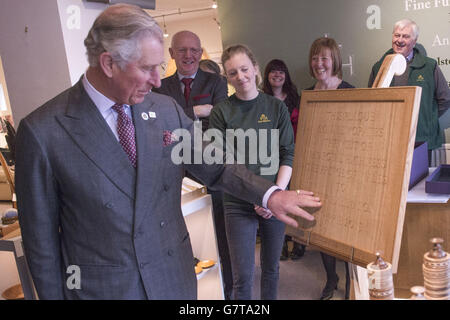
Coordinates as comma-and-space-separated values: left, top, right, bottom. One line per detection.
209, 92, 295, 207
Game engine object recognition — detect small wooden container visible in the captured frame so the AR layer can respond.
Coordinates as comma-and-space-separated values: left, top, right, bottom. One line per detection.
367, 252, 394, 300
422, 238, 450, 300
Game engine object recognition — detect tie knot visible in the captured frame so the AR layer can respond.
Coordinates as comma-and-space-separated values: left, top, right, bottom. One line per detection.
181, 78, 193, 86
112, 103, 125, 114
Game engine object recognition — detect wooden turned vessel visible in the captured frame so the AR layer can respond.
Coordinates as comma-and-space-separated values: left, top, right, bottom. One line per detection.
367, 252, 394, 300
422, 238, 450, 300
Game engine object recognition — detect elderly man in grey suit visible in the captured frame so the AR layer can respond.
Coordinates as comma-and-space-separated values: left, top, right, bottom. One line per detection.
153, 30, 227, 132
15, 4, 321, 300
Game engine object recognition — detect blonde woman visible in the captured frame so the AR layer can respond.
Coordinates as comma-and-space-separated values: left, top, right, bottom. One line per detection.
209, 44, 296, 299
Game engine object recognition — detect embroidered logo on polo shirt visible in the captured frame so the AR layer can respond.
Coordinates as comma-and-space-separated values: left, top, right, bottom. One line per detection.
258, 114, 271, 123
416, 75, 425, 82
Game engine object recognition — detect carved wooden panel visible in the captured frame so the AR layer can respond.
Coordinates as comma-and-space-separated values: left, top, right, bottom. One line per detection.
287, 87, 421, 272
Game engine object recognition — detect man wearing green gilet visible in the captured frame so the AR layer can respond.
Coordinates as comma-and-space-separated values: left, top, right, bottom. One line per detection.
368, 19, 450, 162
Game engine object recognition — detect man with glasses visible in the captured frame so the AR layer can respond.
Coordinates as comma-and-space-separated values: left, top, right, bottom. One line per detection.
154, 31, 227, 132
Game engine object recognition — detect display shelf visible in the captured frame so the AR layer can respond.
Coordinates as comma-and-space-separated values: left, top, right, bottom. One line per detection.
181, 178, 224, 300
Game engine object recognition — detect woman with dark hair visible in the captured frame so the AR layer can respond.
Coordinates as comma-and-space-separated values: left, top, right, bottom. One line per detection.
262, 59, 305, 261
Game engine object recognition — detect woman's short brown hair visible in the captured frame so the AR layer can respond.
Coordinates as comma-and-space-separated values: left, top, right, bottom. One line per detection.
308, 37, 342, 79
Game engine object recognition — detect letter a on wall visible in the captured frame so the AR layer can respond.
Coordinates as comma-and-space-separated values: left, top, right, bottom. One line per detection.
366, 5, 381, 30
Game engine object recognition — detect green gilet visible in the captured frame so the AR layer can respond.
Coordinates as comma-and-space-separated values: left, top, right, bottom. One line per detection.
371, 48, 441, 150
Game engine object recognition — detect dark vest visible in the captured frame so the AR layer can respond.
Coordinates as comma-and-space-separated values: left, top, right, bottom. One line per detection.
371, 48, 441, 150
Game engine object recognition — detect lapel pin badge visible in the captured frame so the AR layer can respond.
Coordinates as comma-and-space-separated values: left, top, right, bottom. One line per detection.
149, 111, 156, 118
141, 112, 149, 120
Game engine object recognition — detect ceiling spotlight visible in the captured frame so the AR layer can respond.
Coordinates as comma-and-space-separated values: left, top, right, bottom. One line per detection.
163, 15, 169, 38
212, 2, 218, 9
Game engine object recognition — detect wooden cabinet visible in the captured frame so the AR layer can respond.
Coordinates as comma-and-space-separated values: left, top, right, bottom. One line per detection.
393, 170, 450, 298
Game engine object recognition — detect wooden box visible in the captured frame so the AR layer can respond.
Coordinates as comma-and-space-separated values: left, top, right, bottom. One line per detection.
287, 87, 421, 272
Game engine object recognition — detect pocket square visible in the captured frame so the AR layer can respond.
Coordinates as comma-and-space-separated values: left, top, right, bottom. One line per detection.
193, 93, 211, 101
163, 130, 178, 146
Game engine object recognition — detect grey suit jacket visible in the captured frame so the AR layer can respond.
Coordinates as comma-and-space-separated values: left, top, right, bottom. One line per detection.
15, 80, 273, 300
153, 69, 228, 131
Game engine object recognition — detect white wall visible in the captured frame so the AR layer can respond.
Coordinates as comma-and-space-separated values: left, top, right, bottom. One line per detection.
0, 0, 71, 127
57, 0, 107, 85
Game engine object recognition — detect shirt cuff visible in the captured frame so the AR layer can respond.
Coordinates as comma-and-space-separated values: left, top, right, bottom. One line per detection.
262, 185, 282, 208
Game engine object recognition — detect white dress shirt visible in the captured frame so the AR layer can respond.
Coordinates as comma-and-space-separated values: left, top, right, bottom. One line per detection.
82, 73, 132, 141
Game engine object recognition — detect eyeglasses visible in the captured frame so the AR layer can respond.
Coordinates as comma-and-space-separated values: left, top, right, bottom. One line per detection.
174, 47, 202, 55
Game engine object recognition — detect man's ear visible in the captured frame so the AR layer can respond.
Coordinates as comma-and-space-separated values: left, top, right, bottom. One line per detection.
99, 52, 114, 78
169, 47, 175, 60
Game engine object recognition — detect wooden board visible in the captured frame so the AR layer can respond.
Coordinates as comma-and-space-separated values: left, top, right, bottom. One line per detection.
287, 87, 421, 272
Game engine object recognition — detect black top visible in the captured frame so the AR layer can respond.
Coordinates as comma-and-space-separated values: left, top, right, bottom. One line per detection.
305, 80, 355, 91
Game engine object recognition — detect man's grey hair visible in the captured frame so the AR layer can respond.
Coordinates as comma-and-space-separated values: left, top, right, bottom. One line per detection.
84, 3, 163, 70
393, 19, 419, 41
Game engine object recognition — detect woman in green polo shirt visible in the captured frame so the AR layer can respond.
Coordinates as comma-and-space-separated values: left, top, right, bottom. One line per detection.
209, 44, 295, 300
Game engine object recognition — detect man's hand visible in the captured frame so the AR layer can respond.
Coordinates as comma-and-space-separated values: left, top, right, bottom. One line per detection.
267, 189, 322, 227
193, 104, 213, 118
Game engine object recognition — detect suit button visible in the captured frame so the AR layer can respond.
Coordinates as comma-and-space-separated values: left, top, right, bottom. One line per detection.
105, 202, 114, 209
168, 249, 174, 256
163, 184, 170, 191
160, 221, 165, 228
140, 263, 145, 268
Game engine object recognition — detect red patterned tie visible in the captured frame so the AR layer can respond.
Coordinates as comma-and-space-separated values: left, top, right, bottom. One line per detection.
181, 78, 193, 106
112, 104, 137, 168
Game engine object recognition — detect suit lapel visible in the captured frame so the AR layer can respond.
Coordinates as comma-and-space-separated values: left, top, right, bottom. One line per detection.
168, 74, 186, 108
133, 98, 163, 229
190, 69, 207, 101
56, 81, 136, 200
